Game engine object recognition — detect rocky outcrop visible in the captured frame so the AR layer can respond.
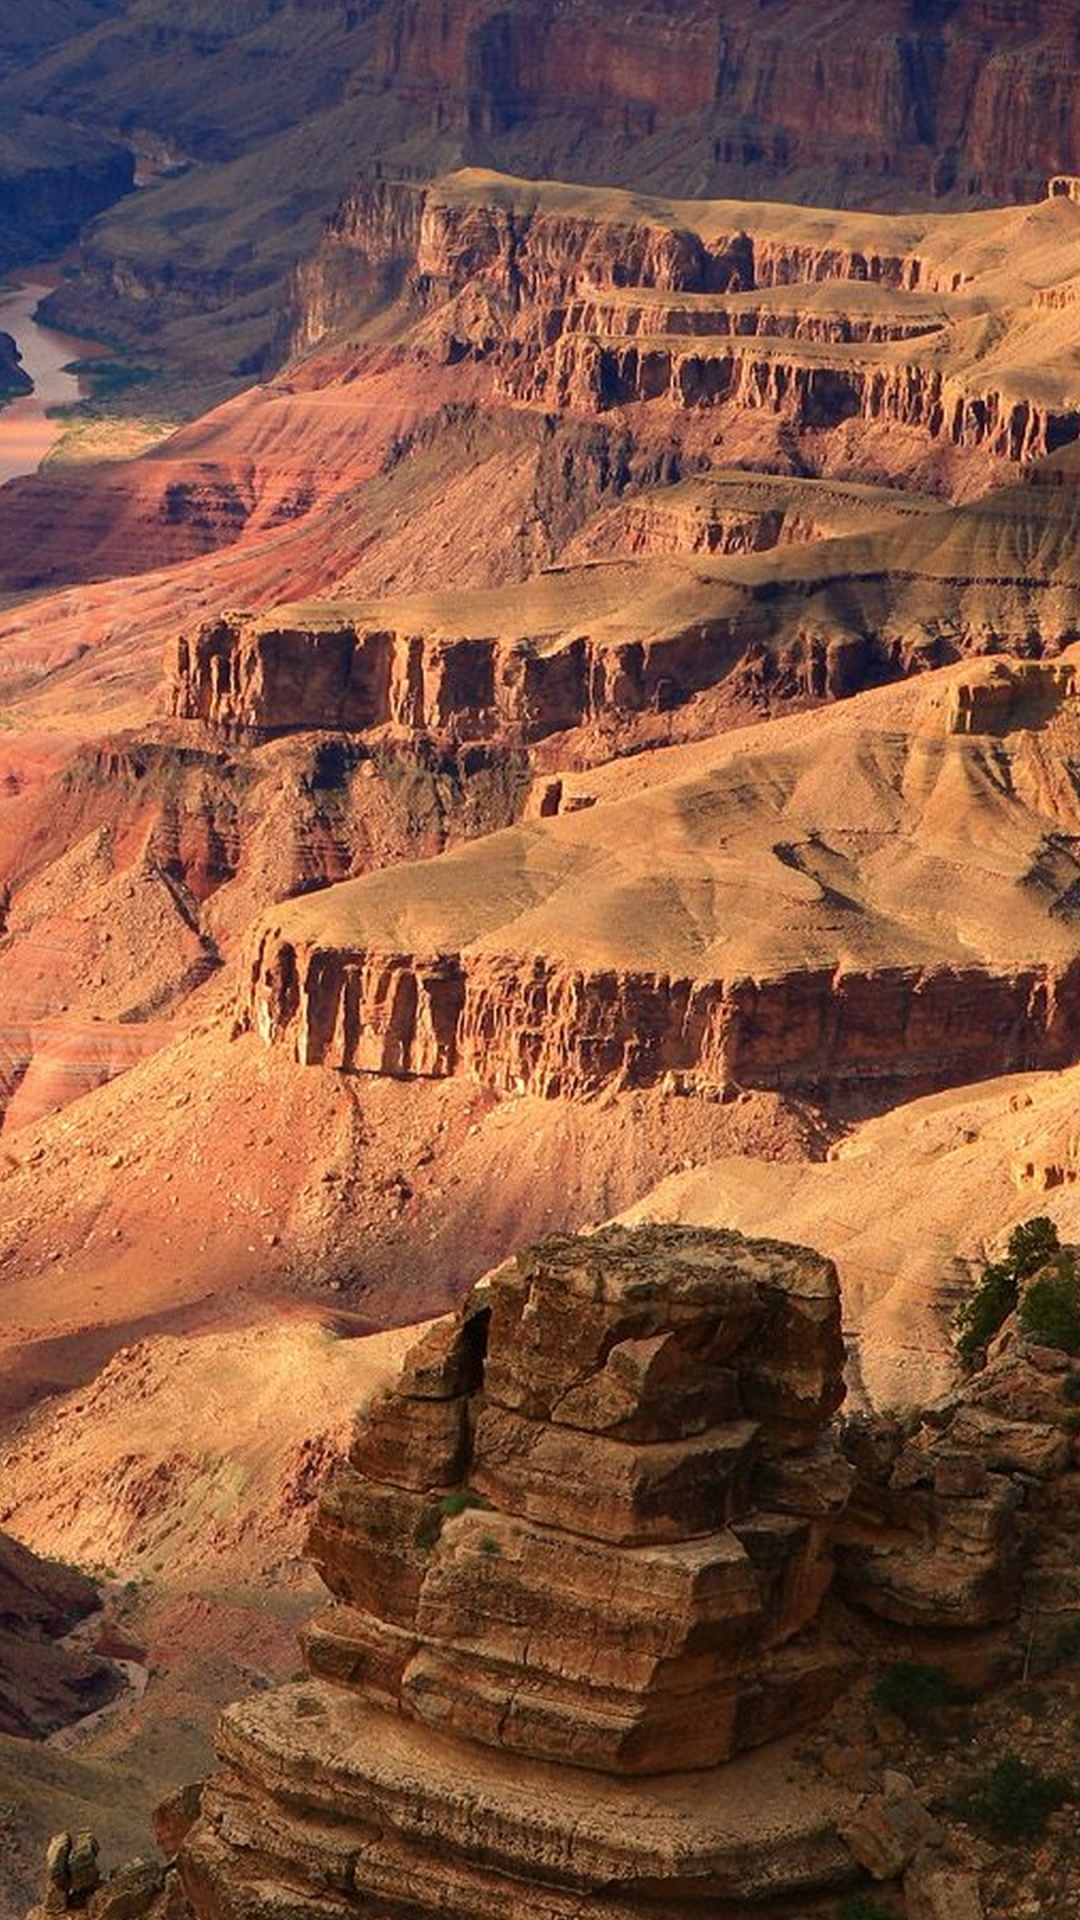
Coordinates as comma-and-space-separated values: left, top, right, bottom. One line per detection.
246, 937, 1080, 1107
837, 1324, 1080, 1674
177, 1224, 866, 1917
283, 171, 1080, 514
25, 1840, 169, 1920
0, 111, 133, 273
0, 328, 31, 399
540, 335, 1078, 464
0, 1531, 121, 1740
166, 604, 757, 742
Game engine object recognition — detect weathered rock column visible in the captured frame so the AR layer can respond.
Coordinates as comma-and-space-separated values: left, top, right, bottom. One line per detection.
178, 1225, 866, 1918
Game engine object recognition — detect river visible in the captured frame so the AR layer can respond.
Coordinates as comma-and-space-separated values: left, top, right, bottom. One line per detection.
0, 280, 98, 486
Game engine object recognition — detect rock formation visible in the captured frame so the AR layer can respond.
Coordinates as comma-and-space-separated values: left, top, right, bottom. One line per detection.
0, 1530, 121, 1740
294, 170, 1080, 483
838, 1327, 1080, 1656
239, 647, 1080, 1109
176, 1224, 867, 1917
0, 330, 31, 400
27, 2, 1080, 379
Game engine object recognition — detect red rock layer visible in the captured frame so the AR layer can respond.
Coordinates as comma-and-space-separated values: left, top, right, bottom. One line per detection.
246, 935, 1080, 1107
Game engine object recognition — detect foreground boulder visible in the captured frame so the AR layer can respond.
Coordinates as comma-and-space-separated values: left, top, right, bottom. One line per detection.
176, 1224, 867, 1917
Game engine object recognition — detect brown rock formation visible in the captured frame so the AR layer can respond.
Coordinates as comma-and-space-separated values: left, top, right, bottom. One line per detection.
32, 0, 1080, 388
835, 1318, 1080, 1689
178, 1225, 864, 1917
292, 173, 1080, 485
239, 647, 1080, 1109
0, 1531, 121, 1740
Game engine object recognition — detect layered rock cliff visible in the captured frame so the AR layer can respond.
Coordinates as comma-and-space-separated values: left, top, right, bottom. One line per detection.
292, 171, 1080, 484
236, 649, 1080, 1109
177, 1224, 866, 1918
248, 940, 1080, 1105
28, 0, 1080, 384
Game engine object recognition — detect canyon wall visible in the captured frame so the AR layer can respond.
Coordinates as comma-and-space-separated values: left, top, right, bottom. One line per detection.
288, 176, 1080, 485
245, 937, 1080, 1106
351, 0, 1080, 205
24, 1, 1080, 384
167, 606, 766, 742
0, 113, 133, 274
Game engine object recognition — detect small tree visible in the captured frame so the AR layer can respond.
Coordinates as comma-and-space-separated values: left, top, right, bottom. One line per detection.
957, 1753, 1072, 1841
954, 1218, 1063, 1367
955, 1261, 1018, 1365
1019, 1263, 1080, 1354
1007, 1216, 1060, 1279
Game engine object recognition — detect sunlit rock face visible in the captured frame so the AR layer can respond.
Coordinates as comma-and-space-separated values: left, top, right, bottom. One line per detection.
177, 1225, 865, 1919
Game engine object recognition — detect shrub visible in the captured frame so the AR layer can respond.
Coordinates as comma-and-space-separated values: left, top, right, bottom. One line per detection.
1061, 1370, 1080, 1403
873, 1660, 967, 1725
415, 1487, 490, 1551
955, 1260, 1018, 1364
438, 1488, 489, 1520
957, 1753, 1072, 1841
1007, 1216, 1060, 1279
1019, 1265, 1080, 1354
954, 1220, 1066, 1366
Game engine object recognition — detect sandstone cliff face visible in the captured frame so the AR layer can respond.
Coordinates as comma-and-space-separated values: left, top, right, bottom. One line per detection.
351, 0, 1080, 205
245, 938, 1080, 1106
288, 173, 1080, 504
167, 603, 754, 743
178, 1225, 863, 1917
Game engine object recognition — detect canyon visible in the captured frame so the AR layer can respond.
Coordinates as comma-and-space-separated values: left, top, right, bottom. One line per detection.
8, 8, 1080, 1920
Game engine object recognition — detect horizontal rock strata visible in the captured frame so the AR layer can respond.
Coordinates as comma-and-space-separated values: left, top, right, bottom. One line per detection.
178, 1225, 865, 1916
294, 173, 1080, 479
246, 939, 1080, 1104
167, 604, 760, 741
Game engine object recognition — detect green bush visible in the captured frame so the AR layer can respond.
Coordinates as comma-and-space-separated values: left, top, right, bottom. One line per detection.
438, 1488, 489, 1520
954, 1220, 1066, 1366
955, 1261, 1018, 1363
957, 1753, 1072, 1841
1007, 1216, 1060, 1278
1019, 1265, 1080, 1354
873, 1660, 967, 1725
415, 1487, 490, 1551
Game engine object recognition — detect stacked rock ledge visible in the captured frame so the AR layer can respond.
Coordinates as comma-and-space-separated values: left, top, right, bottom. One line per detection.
176, 1224, 871, 1917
